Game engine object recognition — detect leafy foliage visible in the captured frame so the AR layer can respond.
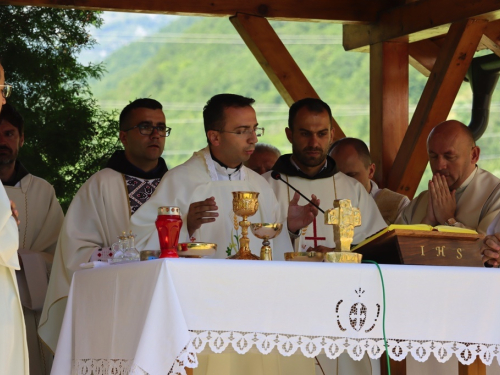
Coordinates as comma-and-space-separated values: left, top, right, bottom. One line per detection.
0, 6, 119, 210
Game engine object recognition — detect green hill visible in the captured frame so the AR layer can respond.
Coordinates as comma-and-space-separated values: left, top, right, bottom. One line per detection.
90, 16, 500, 193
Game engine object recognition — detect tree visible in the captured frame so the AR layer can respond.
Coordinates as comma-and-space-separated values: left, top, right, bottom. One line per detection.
0, 6, 119, 210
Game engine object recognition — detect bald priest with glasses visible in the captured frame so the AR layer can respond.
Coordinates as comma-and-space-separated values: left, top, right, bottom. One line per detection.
39, 98, 170, 353
132, 93, 319, 261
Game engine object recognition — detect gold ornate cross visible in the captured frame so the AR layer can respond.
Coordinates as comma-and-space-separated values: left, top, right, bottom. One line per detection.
324, 199, 361, 251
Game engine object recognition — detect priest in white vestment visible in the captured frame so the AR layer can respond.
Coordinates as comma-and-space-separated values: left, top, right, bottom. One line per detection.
398, 120, 500, 374
39, 98, 170, 353
131, 94, 321, 375
265, 99, 386, 254
0, 62, 29, 375
0, 102, 64, 375
329, 137, 410, 225
396, 120, 500, 234
263, 98, 386, 375
0, 180, 29, 375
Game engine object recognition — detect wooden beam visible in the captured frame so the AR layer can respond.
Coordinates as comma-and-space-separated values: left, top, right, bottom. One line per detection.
3, 0, 382, 23
458, 357, 486, 375
230, 13, 346, 139
409, 39, 440, 77
483, 19, 500, 57
343, 0, 500, 51
387, 18, 487, 198
370, 42, 408, 187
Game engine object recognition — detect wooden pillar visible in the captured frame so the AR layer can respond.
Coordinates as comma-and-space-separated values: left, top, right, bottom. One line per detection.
230, 13, 345, 140
458, 357, 486, 375
387, 18, 488, 198
370, 41, 408, 187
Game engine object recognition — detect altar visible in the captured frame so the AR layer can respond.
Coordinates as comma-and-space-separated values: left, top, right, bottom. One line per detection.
51, 258, 500, 375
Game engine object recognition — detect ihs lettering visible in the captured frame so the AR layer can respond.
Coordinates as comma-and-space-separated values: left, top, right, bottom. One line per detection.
420, 245, 463, 259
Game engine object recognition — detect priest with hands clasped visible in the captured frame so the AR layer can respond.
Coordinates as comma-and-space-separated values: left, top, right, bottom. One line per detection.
397, 120, 500, 233
132, 93, 319, 260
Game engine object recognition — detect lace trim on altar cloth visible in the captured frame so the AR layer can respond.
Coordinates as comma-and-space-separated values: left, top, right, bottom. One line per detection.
189, 330, 500, 366
75, 359, 149, 375
74, 344, 198, 375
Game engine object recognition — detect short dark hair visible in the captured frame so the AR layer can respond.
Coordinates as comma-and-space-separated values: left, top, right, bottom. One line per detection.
0, 103, 24, 135
119, 98, 163, 131
203, 94, 255, 143
288, 98, 333, 130
329, 137, 372, 167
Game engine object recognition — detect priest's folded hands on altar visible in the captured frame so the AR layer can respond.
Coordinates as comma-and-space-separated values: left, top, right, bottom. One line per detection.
186, 191, 320, 238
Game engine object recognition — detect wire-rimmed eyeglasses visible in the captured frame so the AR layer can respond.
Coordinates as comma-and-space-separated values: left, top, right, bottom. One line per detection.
217, 127, 264, 137
125, 123, 171, 137
1, 84, 13, 99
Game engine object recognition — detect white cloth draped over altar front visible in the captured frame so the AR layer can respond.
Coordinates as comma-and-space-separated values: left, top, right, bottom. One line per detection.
52, 258, 500, 375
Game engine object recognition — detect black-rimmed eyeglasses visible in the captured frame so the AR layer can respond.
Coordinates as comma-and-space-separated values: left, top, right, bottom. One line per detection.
125, 123, 171, 137
1, 84, 12, 99
217, 127, 264, 137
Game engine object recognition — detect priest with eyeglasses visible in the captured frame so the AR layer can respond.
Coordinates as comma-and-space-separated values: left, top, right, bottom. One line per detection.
132, 93, 319, 261
39, 98, 170, 355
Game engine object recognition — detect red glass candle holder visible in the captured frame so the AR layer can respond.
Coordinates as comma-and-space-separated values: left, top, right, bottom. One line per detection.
156, 206, 182, 258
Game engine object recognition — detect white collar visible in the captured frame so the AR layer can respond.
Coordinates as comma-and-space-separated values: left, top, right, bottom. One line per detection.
456, 166, 477, 194
369, 180, 380, 198
201, 146, 246, 181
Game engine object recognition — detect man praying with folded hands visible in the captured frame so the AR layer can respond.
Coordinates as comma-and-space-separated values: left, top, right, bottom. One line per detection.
397, 120, 500, 233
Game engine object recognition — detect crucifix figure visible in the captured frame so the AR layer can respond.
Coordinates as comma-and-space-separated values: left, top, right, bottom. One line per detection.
324, 199, 361, 251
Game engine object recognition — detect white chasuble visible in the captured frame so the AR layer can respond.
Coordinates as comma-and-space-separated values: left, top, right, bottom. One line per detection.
5, 174, 64, 375
0, 181, 29, 375
397, 167, 500, 234
132, 147, 293, 259
264, 171, 387, 253
39, 168, 131, 353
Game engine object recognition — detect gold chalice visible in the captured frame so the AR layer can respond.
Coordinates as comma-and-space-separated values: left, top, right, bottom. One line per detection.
229, 191, 260, 260
250, 223, 283, 260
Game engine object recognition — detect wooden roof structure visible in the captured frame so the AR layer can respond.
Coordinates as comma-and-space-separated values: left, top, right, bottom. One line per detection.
6, 3, 500, 373
6, 0, 500, 202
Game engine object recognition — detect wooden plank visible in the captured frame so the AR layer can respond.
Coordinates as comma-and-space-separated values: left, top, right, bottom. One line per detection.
408, 39, 440, 77
483, 19, 500, 57
370, 42, 408, 187
386, 19, 487, 198
458, 357, 486, 375
230, 13, 346, 139
3, 0, 382, 23
381, 357, 406, 375
343, 0, 500, 51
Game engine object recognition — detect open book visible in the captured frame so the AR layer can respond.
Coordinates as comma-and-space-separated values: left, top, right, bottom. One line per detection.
352, 224, 478, 251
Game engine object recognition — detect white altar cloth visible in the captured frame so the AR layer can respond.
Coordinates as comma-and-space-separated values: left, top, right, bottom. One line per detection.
52, 258, 500, 375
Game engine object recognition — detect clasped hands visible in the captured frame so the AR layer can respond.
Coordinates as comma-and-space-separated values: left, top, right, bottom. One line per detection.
421, 174, 456, 226
480, 234, 500, 267
186, 192, 320, 237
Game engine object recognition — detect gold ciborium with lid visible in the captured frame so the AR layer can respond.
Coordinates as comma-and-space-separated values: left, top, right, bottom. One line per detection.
229, 191, 260, 260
